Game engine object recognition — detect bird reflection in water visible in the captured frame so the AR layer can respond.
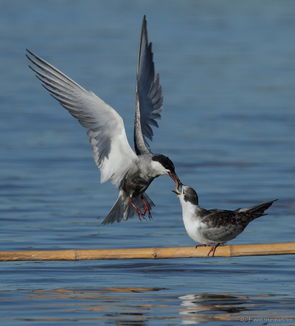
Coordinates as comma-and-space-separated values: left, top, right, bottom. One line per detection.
178, 293, 249, 324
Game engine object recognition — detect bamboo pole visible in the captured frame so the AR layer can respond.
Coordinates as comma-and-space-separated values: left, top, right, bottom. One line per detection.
0, 243, 294, 261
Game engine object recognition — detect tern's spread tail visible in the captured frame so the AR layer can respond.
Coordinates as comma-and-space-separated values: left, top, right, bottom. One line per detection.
101, 192, 155, 224
238, 200, 277, 222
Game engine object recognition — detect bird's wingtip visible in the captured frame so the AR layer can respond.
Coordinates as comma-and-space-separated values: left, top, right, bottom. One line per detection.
26, 48, 33, 56
269, 199, 278, 205
141, 16, 147, 34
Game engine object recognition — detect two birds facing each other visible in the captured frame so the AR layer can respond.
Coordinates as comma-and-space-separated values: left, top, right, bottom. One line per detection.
26, 16, 276, 255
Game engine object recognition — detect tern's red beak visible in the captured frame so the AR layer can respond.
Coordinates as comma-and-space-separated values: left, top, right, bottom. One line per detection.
168, 172, 181, 189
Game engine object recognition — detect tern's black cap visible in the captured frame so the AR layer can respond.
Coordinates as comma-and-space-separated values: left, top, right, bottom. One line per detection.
152, 154, 175, 173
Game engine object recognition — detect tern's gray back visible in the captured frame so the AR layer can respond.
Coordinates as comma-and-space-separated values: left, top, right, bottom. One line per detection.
201, 210, 248, 243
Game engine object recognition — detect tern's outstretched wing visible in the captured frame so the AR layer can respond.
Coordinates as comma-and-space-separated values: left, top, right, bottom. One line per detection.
26, 49, 137, 187
134, 16, 163, 155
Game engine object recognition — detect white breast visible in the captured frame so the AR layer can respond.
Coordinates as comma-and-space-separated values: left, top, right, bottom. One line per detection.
181, 202, 212, 245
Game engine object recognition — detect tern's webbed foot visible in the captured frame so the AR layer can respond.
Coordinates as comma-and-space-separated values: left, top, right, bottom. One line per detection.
141, 195, 152, 219
143, 205, 152, 219
129, 199, 144, 219
195, 244, 208, 249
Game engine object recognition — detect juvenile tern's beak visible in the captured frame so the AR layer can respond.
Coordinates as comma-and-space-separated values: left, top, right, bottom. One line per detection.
172, 183, 182, 195
172, 188, 181, 195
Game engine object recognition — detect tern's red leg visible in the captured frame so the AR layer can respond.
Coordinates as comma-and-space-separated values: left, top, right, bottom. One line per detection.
207, 243, 220, 257
129, 199, 145, 219
141, 195, 152, 218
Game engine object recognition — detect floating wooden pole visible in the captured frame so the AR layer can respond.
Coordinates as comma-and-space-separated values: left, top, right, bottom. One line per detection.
0, 243, 294, 261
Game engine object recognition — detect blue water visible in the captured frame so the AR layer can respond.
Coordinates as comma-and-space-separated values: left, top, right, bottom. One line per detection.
1, 0, 295, 324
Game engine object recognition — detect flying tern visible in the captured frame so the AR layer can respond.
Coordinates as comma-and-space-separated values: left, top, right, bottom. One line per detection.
26, 16, 180, 224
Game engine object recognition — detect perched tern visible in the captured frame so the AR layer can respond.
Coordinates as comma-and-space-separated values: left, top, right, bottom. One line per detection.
174, 185, 276, 256
26, 16, 180, 224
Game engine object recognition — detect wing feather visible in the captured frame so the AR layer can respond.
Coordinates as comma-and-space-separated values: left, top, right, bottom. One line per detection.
26, 49, 137, 187
134, 16, 164, 155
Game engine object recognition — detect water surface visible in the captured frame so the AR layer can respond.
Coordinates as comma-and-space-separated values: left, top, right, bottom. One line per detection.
0, 1, 295, 324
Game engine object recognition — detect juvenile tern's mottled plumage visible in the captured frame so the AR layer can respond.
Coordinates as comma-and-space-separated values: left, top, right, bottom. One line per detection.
26, 16, 180, 224
174, 185, 276, 256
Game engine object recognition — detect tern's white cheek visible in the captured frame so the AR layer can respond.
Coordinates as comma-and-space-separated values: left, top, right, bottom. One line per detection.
150, 160, 168, 176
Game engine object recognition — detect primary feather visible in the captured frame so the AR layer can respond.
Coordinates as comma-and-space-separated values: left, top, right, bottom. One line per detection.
134, 15, 163, 155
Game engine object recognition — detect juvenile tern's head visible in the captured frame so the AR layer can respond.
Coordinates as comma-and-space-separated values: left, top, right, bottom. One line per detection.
173, 185, 199, 205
